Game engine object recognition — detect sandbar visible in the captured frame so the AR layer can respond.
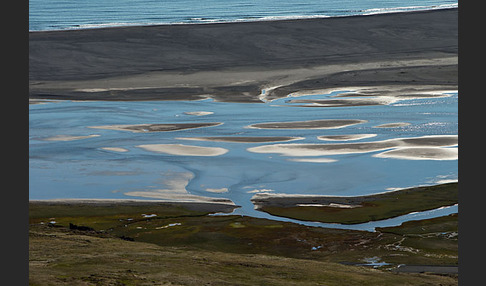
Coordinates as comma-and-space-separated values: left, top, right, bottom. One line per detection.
88, 122, 222, 133
247, 119, 366, 130
183, 111, 214, 116
317, 134, 377, 141
137, 144, 228, 156
29, 9, 457, 103
43, 134, 100, 141
177, 136, 305, 143
283, 85, 456, 107
373, 122, 411, 128
373, 147, 458, 160
100, 147, 129, 152
123, 172, 234, 204
247, 135, 457, 157
287, 158, 337, 163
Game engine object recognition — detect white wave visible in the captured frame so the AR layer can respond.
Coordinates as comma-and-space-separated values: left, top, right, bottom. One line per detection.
361, 3, 458, 15
30, 3, 458, 32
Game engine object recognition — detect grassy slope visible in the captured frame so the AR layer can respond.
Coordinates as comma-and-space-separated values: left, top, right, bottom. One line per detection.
29, 224, 457, 286
29, 199, 458, 285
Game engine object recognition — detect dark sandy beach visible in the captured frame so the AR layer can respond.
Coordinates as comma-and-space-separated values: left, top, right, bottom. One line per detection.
29, 8, 457, 102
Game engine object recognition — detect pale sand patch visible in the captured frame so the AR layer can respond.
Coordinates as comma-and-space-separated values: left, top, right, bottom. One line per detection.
183, 111, 214, 116
373, 147, 458, 160
289, 85, 456, 101
287, 158, 337, 163
296, 203, 362, 208
246, 189, 275, 194
373, 122, 411, 128
88, 122, 222, 133
100, 147, 129, 152
205, 188, 229, 193
317, 134, 377, 141
124, 172, 235, 205
247, 135, 457, 157
75, 87, 155, 92
177, 136, 305, 143
43, 134, 100, 141
247, 119, 366, 130
137, 144, 228, 156
281, 85, 456, 108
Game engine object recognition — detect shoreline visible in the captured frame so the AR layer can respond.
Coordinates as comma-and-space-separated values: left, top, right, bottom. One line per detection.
29, 8, 457, 103
29, 6, 457, 33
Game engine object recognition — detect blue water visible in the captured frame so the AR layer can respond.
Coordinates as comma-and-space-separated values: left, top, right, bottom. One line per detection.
29, 91, 458, 230
29, 0, 458, 31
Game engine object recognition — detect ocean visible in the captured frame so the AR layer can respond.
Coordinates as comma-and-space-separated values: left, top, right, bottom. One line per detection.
29, 0, 457, 31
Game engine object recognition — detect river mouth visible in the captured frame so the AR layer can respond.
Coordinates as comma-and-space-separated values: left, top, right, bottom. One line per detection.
29, 89, 457, 230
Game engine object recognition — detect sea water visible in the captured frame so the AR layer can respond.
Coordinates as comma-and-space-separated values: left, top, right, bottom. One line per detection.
29, 0, 458, 31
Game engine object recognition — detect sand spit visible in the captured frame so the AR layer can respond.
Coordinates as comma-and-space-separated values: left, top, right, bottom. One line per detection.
137, 144, 228, 156
205, 188, 229, 193
284, 85, 456, 107
247, 135, 457, 157
296, 203, 362, 208
177, 136, 305, 143
247, 119, 366, 130
373, 122, 411, 128
374, 147, 458, 160
287, 158, 337, 163
124, 172, 235, 205
43, 134, 100, 141
183, 111, 214, 116
285, 97, 393, 107
100, 147, 129, 152
317, 134, 377, 141
88, 122, 222, 133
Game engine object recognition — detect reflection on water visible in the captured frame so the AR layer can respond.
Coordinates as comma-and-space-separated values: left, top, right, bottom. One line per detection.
29, 90, 458, 229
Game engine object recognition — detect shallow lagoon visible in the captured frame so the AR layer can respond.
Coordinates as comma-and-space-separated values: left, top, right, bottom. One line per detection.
29, 90, 457, 230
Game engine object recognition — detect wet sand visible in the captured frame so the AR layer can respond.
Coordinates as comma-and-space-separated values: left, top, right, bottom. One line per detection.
317, 134, 377, 141
43, 134, 100, 141
177, 136, 305, 143
88, 123, 222, 133
29, 9, 457, 102
247, 135, 458, 158
247, 119, 366, 130
136, 144, 229, 156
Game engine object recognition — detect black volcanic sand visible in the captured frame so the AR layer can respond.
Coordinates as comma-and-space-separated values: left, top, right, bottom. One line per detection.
29, 9, 457, 102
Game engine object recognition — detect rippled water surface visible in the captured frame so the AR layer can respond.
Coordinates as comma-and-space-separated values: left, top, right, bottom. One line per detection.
29, 89, 458, 230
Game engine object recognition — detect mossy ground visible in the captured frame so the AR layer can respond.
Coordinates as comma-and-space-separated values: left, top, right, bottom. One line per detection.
256, 183, 458, 224
29, 199, 457, 285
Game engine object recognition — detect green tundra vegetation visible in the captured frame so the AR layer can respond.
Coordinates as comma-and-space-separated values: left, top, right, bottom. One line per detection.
29, 186, 458, 285
253, 183, 457, 224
